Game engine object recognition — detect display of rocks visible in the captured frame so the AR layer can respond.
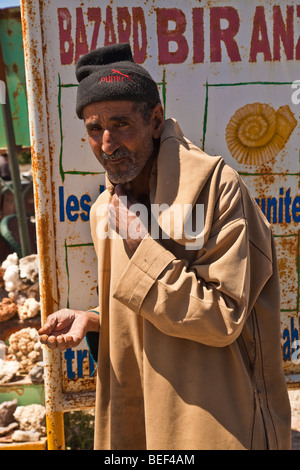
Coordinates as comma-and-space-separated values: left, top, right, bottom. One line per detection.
0, 253, 40, 322
11, 429, 41, 442
0, 253, 44, 385
14, 404, 46, 435
0, 254, 46, 445
7, 327, 43, 375
0, 399, 18, 428
0, 359, 20, 384
0, 400, 46, 442
28, 361, 44, 383
0, 297, 18, 322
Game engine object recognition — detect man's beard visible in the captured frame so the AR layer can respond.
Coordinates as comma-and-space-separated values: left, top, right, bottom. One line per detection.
101, 143, 154, 184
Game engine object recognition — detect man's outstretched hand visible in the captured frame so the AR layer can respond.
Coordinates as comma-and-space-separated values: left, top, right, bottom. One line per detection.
39, 309, 99, 351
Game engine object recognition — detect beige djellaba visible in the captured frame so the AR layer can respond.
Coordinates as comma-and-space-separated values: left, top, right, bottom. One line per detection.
87, 119, 291, 450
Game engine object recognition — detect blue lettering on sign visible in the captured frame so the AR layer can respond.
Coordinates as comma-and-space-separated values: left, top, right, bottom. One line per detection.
64, 348, 96, 379
282, 316, 300, 362
255, 187, 300, 224
66, 194, 80, 221
59, 185, 105, 222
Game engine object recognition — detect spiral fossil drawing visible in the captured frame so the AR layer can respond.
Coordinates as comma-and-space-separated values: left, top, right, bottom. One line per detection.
225, 103, 297, 165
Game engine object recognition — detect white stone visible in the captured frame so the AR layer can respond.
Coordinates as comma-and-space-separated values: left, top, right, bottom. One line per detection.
14, 404, 46, 435
12, 429, 40, 442
0, 359, 20, 384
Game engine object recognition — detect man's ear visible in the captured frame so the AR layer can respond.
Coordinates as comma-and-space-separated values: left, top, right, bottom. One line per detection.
151, 103, 164, 139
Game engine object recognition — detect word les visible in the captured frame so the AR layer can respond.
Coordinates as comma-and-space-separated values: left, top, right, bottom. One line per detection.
59, 186, 91, 222
59, 185, 104, 222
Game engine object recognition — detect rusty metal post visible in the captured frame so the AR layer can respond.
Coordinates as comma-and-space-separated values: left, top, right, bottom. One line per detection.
42, 346, 65, 450
20, 0, 65, 450
0, 39, 31, 257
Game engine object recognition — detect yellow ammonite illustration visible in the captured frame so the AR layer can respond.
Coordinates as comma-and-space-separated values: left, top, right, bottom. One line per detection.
225, 103, 297, 165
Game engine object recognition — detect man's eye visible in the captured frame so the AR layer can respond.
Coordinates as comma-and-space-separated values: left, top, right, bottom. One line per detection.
88, 125, 102, 134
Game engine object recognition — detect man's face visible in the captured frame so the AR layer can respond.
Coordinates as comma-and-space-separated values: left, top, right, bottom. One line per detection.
83, 100, 156, 184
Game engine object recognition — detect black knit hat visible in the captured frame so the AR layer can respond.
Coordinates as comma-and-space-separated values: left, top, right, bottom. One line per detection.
75, 43, 161, 119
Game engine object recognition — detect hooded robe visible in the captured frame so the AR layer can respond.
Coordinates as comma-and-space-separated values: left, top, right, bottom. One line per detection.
88, 119, 291, 450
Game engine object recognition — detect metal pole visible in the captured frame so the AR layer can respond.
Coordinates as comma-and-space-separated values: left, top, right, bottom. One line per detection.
20, 0, 65, 449
0, 39, 31, 257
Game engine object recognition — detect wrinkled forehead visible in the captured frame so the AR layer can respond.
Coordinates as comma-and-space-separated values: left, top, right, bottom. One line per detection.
82, 100, 140, 122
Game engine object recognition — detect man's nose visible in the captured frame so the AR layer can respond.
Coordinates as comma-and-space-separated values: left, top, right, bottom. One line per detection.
102, 129, 119, 155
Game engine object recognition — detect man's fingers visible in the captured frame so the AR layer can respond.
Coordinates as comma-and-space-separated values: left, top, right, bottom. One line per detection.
65, 335, 82, 348
40, 333, 81, 351
56, 334, 79, 351
39, 334, 49, 344
38, 313, 58, 335
56, 335, 66, 351
38, 324, 51, 335
44, 335, 58, 350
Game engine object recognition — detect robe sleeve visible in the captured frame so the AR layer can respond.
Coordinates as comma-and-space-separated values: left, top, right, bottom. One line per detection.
113, 217, 251, 347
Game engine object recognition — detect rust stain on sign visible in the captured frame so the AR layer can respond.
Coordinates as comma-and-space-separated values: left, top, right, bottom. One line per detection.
20, 0, 58, 320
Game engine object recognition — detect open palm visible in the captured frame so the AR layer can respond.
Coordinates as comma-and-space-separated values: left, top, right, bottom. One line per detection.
39, 309, 89, 350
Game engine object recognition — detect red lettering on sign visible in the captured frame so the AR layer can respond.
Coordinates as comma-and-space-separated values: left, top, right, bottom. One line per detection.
273, 5, 294, 61
75, 8, 89, 62
249, 6, 272, 62
58, 7, 101, 64
104, 6, 117, 46
156, 8, 189, 65
88, 8, 101, 52
192, 8, 204, 63
295, 5, 300, 60
58, 8, 74, 65
117, 7, 131, 44
210, 7, 241, 63
58, 4, 300, 67
132, 7, 147, 64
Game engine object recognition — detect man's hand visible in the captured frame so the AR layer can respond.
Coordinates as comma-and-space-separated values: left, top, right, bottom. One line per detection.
108, 184, 148, 252
39, 309, 99, 351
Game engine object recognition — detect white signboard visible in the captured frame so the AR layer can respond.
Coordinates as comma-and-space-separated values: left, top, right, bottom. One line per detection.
21, 0, 300, 411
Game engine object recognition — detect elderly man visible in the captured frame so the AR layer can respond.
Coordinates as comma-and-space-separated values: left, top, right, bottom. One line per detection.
39, 43, 291, 450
